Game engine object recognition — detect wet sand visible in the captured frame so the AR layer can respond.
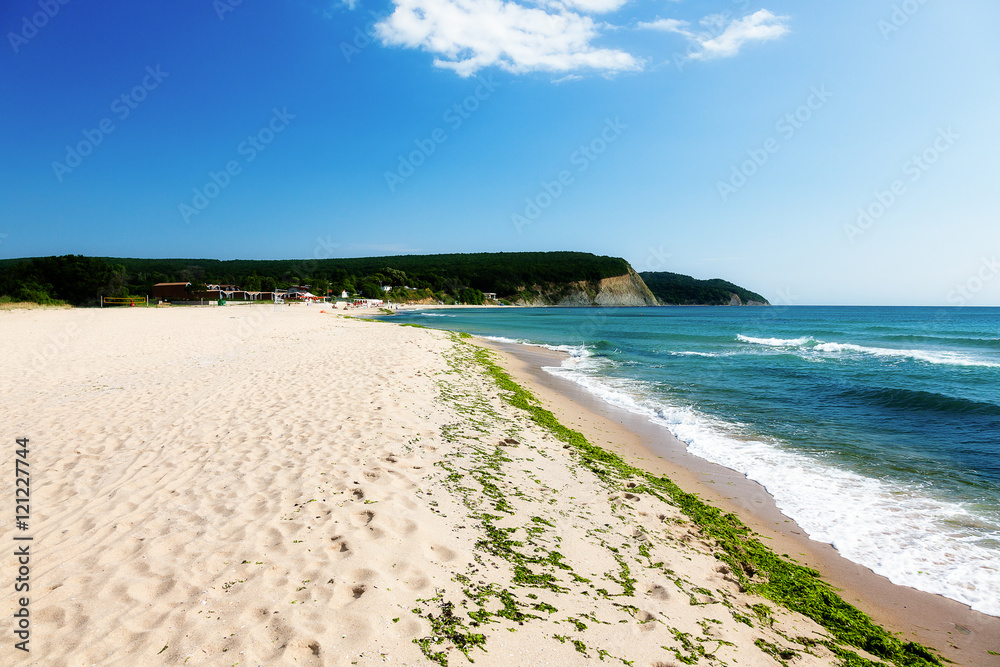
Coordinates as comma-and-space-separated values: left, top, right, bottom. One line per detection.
481, 338, 1000, 666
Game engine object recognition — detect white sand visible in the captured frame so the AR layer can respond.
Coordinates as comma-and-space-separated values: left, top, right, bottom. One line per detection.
1, 306, 879, 665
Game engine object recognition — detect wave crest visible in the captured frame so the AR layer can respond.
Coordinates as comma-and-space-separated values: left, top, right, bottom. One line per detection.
738, 334, 1000, 368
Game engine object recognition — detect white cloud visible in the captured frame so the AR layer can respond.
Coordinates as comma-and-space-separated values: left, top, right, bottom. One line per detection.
698, 9, 789, 58
551, 0, 629, 14
376, 0, 640, 77
636, 18, 689, 34
372, 1, 788, 77
639, 9, 789, 60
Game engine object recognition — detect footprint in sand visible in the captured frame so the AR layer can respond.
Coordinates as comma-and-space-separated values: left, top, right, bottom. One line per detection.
349, 567, 379, 583
403, 574, 430, 591
425, 544, 456, 563
634, 610, 657, 631
351, 510, 374, 527
646, 584, 670, 601
35, 606, 67, 626
332, 569, 377, 606
264, 527, 285, 548
386, 516, 418, 536
328, 536, 351, 556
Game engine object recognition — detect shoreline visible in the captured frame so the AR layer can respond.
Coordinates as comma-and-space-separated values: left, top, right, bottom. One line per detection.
2, 306, 996, 666
479, 337, 1000, 665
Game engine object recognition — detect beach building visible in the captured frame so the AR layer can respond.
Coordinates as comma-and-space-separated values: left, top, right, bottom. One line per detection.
351, 298, 384, 308
152, 282, 191, 299
152, 281, 276, 303
285, 286, 316, 298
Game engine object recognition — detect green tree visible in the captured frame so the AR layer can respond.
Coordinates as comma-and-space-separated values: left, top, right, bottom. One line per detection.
459, 287, 485, 305
359, 280, 382, 299
244, 274, 262, 291
0, 255, 116, 305
382, 267, 407, 286
312, 278, 331, 296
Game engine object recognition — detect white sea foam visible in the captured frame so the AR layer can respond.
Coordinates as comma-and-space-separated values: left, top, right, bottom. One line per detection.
670, 351, 720, 358
738, 334, 1000, 368
478, 336, 594, 368
543, 355, 1000, 617
736, 335, 813, 347
479, 335, 529, 345
811, 342, 1000, 367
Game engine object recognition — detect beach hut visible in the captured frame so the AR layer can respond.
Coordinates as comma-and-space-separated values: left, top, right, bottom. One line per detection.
152, 282, 191, 300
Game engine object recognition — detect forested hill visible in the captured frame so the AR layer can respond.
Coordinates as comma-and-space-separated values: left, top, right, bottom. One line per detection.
639, 271, 769, 306
102, 251, 631, 297
0, 252, 633, 305
0, 252, 768, 307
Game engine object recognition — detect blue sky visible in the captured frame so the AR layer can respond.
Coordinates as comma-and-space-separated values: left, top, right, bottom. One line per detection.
1, 0, 998, 305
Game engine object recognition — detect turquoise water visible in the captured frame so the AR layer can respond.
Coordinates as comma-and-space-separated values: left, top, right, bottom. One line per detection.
381, 306, 1000, 615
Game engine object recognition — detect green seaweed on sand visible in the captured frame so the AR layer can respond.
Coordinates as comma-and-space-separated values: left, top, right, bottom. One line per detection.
413, 594, 487, 666
469, 342, 943, 667
407, 334, 643, 666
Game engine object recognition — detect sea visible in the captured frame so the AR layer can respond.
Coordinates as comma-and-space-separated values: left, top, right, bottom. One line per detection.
378, 305, 1000, 616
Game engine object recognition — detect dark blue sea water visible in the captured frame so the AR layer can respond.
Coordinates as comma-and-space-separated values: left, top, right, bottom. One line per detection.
381, 306, 1000, 615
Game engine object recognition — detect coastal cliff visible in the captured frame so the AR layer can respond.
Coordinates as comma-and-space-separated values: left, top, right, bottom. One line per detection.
513, 267, 658, 306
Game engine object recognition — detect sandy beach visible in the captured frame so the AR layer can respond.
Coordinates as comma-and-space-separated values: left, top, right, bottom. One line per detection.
2, 305, 997, 666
